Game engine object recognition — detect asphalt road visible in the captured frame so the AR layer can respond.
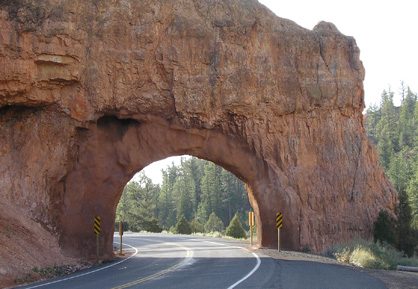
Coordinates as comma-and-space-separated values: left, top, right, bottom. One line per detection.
17, 233, 387, 289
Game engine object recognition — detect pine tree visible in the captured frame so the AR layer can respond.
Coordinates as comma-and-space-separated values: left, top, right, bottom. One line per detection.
398, 89, 416, 149
373, 210, 396, 246
387, 150, 413, 193
204, 212, 224, 233
174, 215, 192, 235
199, 162, 223, 223
395, 190, 415, 256
190, 219, 204, 233
174, 166, 195, 221
376, 89, 399, 152
116, 186, 131, 223
414, 95, 418, 148
157, 170, 176, 229
186, 157, 205, 212
365, 103, 381, 144
407, 168, 418, 229
377, 126, 394, 170
225, 213, 246, 239
220, 169, 251, 227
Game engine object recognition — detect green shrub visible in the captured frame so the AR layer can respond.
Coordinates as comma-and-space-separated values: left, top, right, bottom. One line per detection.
190, 219, 204, 233
225, 213, 246, 239
174, 215, 192, 235
329, 237, 404, 270
204, 212, 224, 233
373, 209, 396, 246
143, 218, 163, 233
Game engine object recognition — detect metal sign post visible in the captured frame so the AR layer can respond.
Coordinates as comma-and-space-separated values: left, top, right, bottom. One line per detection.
276, 213, 282, 252
119, 221, 123, 255
94, 216, 101, 263
249, 212, 254, 246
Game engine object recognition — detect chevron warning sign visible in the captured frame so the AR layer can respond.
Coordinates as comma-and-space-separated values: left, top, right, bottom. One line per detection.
94, 216, 101, 235
276, 213, 282, 229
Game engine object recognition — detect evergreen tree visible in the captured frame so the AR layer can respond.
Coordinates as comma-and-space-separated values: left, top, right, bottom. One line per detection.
116, 186, 131, 224
365, 85, 418, 256
220, 169, 251, 227
395, 190, 415, 257
376, 89, 398, 152
398, 89, 416, 149
117, 156, 251, 235
365, 103, 381, 144
199, 163, 223, 223
174, 166, 195, 221
204, 212, 224, 233
373, 210, 396, 246
387, 150, 413, 193
225, 213, 246, 239
157, 170, 177, 229
377, 126, 394, 170
190, 219, 204, 233
120, 173, 160, 231
414, 95, 418, 148
407, 168, 418, 229
174, 215, 192, 235
186, 157, 205, 212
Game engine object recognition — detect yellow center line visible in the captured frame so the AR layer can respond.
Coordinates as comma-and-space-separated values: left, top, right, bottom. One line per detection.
110, 242, 192, 289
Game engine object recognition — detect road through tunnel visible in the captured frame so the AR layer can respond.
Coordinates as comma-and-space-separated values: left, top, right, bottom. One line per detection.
60, 114, 299, 259
0, 0, 397, 281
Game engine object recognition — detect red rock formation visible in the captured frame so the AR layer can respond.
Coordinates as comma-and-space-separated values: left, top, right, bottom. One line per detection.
0, 0, 396, 284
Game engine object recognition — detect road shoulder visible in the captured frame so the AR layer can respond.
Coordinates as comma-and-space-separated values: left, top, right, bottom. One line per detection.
254, 248, 418, 289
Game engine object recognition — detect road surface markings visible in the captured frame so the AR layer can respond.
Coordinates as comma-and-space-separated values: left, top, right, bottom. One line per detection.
227, 250, 261, 289
110, 242, 193, 289
198, 240, 261, 289
25, 242, 138, 289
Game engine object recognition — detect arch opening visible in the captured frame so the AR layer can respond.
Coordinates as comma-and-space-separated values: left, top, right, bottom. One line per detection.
115, 155, 253, 237
59, 115, 297, 259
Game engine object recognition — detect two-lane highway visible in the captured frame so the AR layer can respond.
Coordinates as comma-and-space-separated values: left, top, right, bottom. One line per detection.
18, 233, 387, 289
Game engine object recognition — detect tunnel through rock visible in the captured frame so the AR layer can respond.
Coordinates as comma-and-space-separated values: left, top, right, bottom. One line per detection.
60, 115, 299, 258
0, 0, 397, 281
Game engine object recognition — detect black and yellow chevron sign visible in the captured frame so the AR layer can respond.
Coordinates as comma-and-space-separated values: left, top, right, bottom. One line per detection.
276, 213, 283, 229
94, 216, 101, 235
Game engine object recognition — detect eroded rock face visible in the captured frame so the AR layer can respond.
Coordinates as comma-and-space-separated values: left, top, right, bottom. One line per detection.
0, 0, 396, 283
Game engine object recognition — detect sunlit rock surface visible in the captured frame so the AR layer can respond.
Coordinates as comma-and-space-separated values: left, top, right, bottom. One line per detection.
0, 0, 396, 284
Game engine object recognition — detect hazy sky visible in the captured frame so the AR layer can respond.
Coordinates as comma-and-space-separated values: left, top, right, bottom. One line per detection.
140, 0, 418, 184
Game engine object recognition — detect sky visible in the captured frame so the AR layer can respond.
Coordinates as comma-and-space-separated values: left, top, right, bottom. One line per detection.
140, 0, 418, 184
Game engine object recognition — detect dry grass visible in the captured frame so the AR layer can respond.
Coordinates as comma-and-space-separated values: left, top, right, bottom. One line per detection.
328, 237, 418, 270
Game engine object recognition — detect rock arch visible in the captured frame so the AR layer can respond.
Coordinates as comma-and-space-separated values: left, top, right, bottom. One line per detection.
0, 0, 396, 272
61, 114, 298, 258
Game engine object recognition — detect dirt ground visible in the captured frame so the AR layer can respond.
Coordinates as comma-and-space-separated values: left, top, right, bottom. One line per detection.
255, 248, 418, 289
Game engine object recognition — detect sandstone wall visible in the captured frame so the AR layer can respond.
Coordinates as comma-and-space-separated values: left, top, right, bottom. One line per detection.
0, 0, 396, 283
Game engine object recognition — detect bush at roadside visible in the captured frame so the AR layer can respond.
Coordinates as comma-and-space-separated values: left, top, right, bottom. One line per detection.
328, 237, 418, 270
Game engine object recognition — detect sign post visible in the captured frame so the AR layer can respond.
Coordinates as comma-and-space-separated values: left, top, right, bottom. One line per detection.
94, 216, 101, 263
119, 221, 124, 255
249, 212, 254, 246
276, 213, 283, 252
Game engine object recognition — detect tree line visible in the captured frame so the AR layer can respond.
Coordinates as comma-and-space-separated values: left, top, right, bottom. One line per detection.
115, 157, 252, 234
365, 84, 418, 256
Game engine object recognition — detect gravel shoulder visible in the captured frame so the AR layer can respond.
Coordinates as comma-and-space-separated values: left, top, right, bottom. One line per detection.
253, 248, 418, 289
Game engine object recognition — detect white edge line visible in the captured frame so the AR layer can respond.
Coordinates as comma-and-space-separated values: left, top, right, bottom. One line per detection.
199, 240, 261, 289
25, 242, 138, 289
227, 249, 261, 289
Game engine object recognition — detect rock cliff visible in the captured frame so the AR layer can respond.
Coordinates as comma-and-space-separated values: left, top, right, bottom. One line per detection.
0, 0, 396, 284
